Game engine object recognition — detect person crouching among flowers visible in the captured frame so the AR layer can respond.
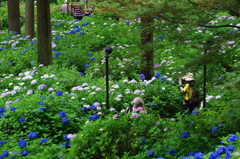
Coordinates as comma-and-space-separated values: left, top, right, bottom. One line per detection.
126, 97, 147, 113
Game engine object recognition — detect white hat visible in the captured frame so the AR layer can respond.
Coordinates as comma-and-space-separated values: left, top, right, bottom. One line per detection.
182, 72, 194, 81
133, 97, 143, 106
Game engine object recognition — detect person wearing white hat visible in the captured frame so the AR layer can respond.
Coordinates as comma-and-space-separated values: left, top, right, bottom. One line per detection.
126, 97, 147, 113
178, 73, 195, 114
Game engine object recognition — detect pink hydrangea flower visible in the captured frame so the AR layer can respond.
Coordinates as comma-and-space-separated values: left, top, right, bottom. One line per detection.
112, 114, 119, 119
135, 107, 143, 112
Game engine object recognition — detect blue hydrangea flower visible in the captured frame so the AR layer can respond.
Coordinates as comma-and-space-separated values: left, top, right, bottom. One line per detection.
168, 149, 176, 156
138, 74, 145, 80
3, 150, 8, 157
84, 64, 89, 69
70, 30, 76, 34
227, 145, 234, 152
90, 57, 96, 61
0, 141, 4, 146
28, 132, 37, 139
194, 152, 203, 159
88, 114, 99, 121
64, 134, 70, 141
38, 101, 44, 105
158, 35, 163, 38
217, 146, 227, 155
18, 139, 27, 147
21, 150, 28, 156
20, 117, 25, 123
209, 152, 219, 159
10, 107, 16, 111
79, 72, 84, 76
211, 127, 218, 134
39, 138, 49, 144
126, 21, 130, 25
160, 77, 168, 83
226, 150, 231, 159
141, 138, 147, 144
76, 28, 81, 32
59, 111, 66, 117
90, 105, 96, 110
86, 53, 92, 56
55, 36, 61, 39
150, 103, 157, 107
54, 52, 61, 56
227, 134, 239, 142
0, 107, 6, 114
154, 72, 161, 79
133, 62, 138, 65
62, 117, 69, 124
147, 150, 155, 157
56, 91, 63, 96
181, 132, 189, 138
188, 152, 195, 156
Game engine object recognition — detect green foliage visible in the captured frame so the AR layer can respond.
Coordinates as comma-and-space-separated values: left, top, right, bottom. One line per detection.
64, 114, 162, 158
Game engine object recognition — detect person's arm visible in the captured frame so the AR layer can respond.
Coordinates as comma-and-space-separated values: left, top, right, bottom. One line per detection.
178, 78, 184, 92
183, 84, 189, 92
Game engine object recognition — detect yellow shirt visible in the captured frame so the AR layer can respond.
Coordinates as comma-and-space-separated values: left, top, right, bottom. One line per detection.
183, 83, 193, 104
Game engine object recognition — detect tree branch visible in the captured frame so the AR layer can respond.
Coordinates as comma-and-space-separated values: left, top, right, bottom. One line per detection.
228, 9, 240, 17
188, 0, 199, 6
158, 15, 240, 29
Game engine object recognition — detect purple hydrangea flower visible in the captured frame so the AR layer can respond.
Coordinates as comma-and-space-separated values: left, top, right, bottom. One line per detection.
38, 84, 46, 90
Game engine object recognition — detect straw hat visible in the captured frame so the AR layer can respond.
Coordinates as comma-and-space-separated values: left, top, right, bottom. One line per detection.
182, 72, 194, 81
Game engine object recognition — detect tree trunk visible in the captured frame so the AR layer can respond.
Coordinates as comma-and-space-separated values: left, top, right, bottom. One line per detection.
140, 16, 154, 80
37, 0, 52, 66
25, 0, 34, 39
8, 0, 21, 34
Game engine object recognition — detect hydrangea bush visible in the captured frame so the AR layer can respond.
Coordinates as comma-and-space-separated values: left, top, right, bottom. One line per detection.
0, 1, 239, 158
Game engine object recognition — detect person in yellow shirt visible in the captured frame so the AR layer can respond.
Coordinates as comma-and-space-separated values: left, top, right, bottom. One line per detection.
178, 73, 195, 114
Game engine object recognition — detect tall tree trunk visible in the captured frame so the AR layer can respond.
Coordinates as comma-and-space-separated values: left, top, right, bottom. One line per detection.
37, 0, 52, 66
25, 0, 34, 39
140, 16, 154, 80
8, 0, 21, 34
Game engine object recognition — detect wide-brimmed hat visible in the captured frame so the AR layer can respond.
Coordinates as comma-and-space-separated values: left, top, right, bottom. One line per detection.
182, 72, 194, 81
